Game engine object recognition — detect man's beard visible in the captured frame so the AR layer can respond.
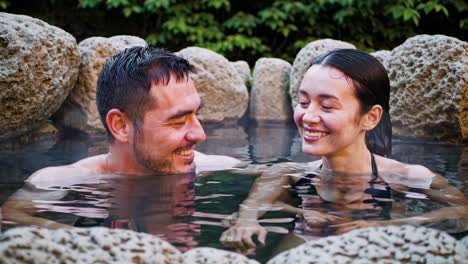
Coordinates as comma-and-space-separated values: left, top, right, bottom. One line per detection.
133, 126, 195, 174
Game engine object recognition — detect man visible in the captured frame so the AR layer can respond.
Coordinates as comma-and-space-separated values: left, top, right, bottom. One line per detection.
2, 47, 255, 233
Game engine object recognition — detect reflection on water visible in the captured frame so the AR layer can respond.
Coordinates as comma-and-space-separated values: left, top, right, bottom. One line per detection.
0, 123, 467, 262
4, 173, 200, 252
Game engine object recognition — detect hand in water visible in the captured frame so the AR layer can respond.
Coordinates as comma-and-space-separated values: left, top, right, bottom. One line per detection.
331, 220, 384, 234
219, 221, 267, 255
302, 210, 342, 225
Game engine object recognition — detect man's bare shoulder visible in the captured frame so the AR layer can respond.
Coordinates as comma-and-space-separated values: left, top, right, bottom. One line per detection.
194, 151, 247, 172
27, 155, 107, 188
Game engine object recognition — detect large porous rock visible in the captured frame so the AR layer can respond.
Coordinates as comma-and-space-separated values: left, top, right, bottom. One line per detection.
268, 225, 468, 264
386, 35, 468, 142
53, 35, 147, 133
177, 47, 249, 122
0, 227, 184, 263
461, 235, 468, 249
0, 13, 80, 140
289, 39, 355, 107
371, 50, 391, 66
250, 58, 292, 122
0, 226, 259, 264
184, 247, 259, 264
230, 60, 251, 88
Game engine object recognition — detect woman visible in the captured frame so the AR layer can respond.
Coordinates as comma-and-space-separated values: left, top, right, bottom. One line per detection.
220, 49, 468, 254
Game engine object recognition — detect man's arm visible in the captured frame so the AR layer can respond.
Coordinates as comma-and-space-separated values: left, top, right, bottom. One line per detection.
194, 151, 268, 176
1, 165, 92, 230
2, 180, 71, 230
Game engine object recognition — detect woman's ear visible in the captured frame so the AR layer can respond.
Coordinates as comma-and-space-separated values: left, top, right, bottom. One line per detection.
106, 109, 130, 143
363, 105, 383, 131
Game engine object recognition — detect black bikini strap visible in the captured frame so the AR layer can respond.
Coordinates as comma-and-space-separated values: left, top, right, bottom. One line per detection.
370, 152, 379, 182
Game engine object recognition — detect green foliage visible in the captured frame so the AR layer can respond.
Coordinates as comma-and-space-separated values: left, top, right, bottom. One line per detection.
0, 0, 9, 9
65, 0, 468, 63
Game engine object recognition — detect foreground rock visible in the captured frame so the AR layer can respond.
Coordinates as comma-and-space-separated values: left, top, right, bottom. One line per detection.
289, 39, 355, 107
268, 225, 468, 264
386, 35, 467, 142
177, 47, 249, 122
0, 227, 258, 264
53, 35, 147, 133
0, 13, 80, 140
250, 58, 292, 122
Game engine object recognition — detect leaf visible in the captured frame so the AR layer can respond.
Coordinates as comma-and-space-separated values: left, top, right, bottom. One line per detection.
144, 0, 172, 11
78, 0, 103, 8
0, 0, 9, 10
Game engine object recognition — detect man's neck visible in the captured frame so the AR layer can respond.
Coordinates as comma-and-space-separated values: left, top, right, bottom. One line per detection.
103, 144, 152, 176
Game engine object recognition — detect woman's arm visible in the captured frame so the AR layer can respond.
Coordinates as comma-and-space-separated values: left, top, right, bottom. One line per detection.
219, 163, 297, 251
334, 165, 468, 234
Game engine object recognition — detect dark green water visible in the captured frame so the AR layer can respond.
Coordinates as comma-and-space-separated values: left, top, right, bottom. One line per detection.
0, 123, 466, 263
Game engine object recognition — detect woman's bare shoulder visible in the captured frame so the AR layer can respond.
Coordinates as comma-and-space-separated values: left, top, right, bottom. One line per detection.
375, 155, 436, 188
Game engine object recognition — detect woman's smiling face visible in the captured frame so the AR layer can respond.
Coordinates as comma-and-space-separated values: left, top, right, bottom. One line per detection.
294, 65, 367, 157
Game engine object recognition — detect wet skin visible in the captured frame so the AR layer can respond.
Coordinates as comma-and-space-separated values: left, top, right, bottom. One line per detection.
130, 75, 206, 174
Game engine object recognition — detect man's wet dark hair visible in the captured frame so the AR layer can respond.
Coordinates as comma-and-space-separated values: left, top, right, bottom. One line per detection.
96, 46, 192, 141
312, 49, 392, 157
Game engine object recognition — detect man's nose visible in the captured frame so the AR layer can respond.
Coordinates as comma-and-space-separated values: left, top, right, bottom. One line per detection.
186, 117, 206, 143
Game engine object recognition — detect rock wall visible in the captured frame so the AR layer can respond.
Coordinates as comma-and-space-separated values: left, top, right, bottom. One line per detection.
0, 13, 80, 140
385, 35, 467, 142
177, 47, 249, 122
289, 39, 356, 108
250, 58, 292, 122
53, 35, 147, 133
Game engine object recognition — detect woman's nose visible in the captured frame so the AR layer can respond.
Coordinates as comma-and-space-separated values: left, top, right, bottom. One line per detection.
302, 106, 321, 124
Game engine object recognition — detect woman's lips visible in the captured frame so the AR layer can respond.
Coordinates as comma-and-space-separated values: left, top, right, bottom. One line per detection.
303, 130, 329, 142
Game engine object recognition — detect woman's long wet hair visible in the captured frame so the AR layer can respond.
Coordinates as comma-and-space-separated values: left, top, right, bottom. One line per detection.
312, 49, 392, 157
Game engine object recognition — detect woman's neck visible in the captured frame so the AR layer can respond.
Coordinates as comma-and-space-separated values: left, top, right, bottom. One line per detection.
321, 143, 372, 174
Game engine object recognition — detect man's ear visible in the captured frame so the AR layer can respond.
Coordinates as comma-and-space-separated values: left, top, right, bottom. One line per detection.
362, 105, 383, 131
106, 109, 131, 143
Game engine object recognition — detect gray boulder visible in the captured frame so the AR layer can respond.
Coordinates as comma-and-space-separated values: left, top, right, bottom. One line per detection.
250, 58, 291, 122
0, 13, 80, 140
371, 50, 391, 66
0, 226, 258, 264
268, 225, 468, 264
0, 227, 183, 263
53, 35, 147, 133
177, 47, 249, 122
289, 39, 355, 107
231, 60, 251, 88
184, 248, 259, 264
386, 35, 467, 142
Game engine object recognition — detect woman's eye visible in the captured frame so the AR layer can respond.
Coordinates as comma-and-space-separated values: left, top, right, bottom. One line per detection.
321, 105, 334, 110
299, 102, 309, 108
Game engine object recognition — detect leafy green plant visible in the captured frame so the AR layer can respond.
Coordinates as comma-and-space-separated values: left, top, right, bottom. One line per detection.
10, 0, 466, 64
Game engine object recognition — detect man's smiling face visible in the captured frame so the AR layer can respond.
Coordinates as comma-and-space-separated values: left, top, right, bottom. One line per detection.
131, 74, 206, 174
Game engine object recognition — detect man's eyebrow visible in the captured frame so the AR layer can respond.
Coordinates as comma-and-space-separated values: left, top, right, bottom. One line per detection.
168, 104, 203, 120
